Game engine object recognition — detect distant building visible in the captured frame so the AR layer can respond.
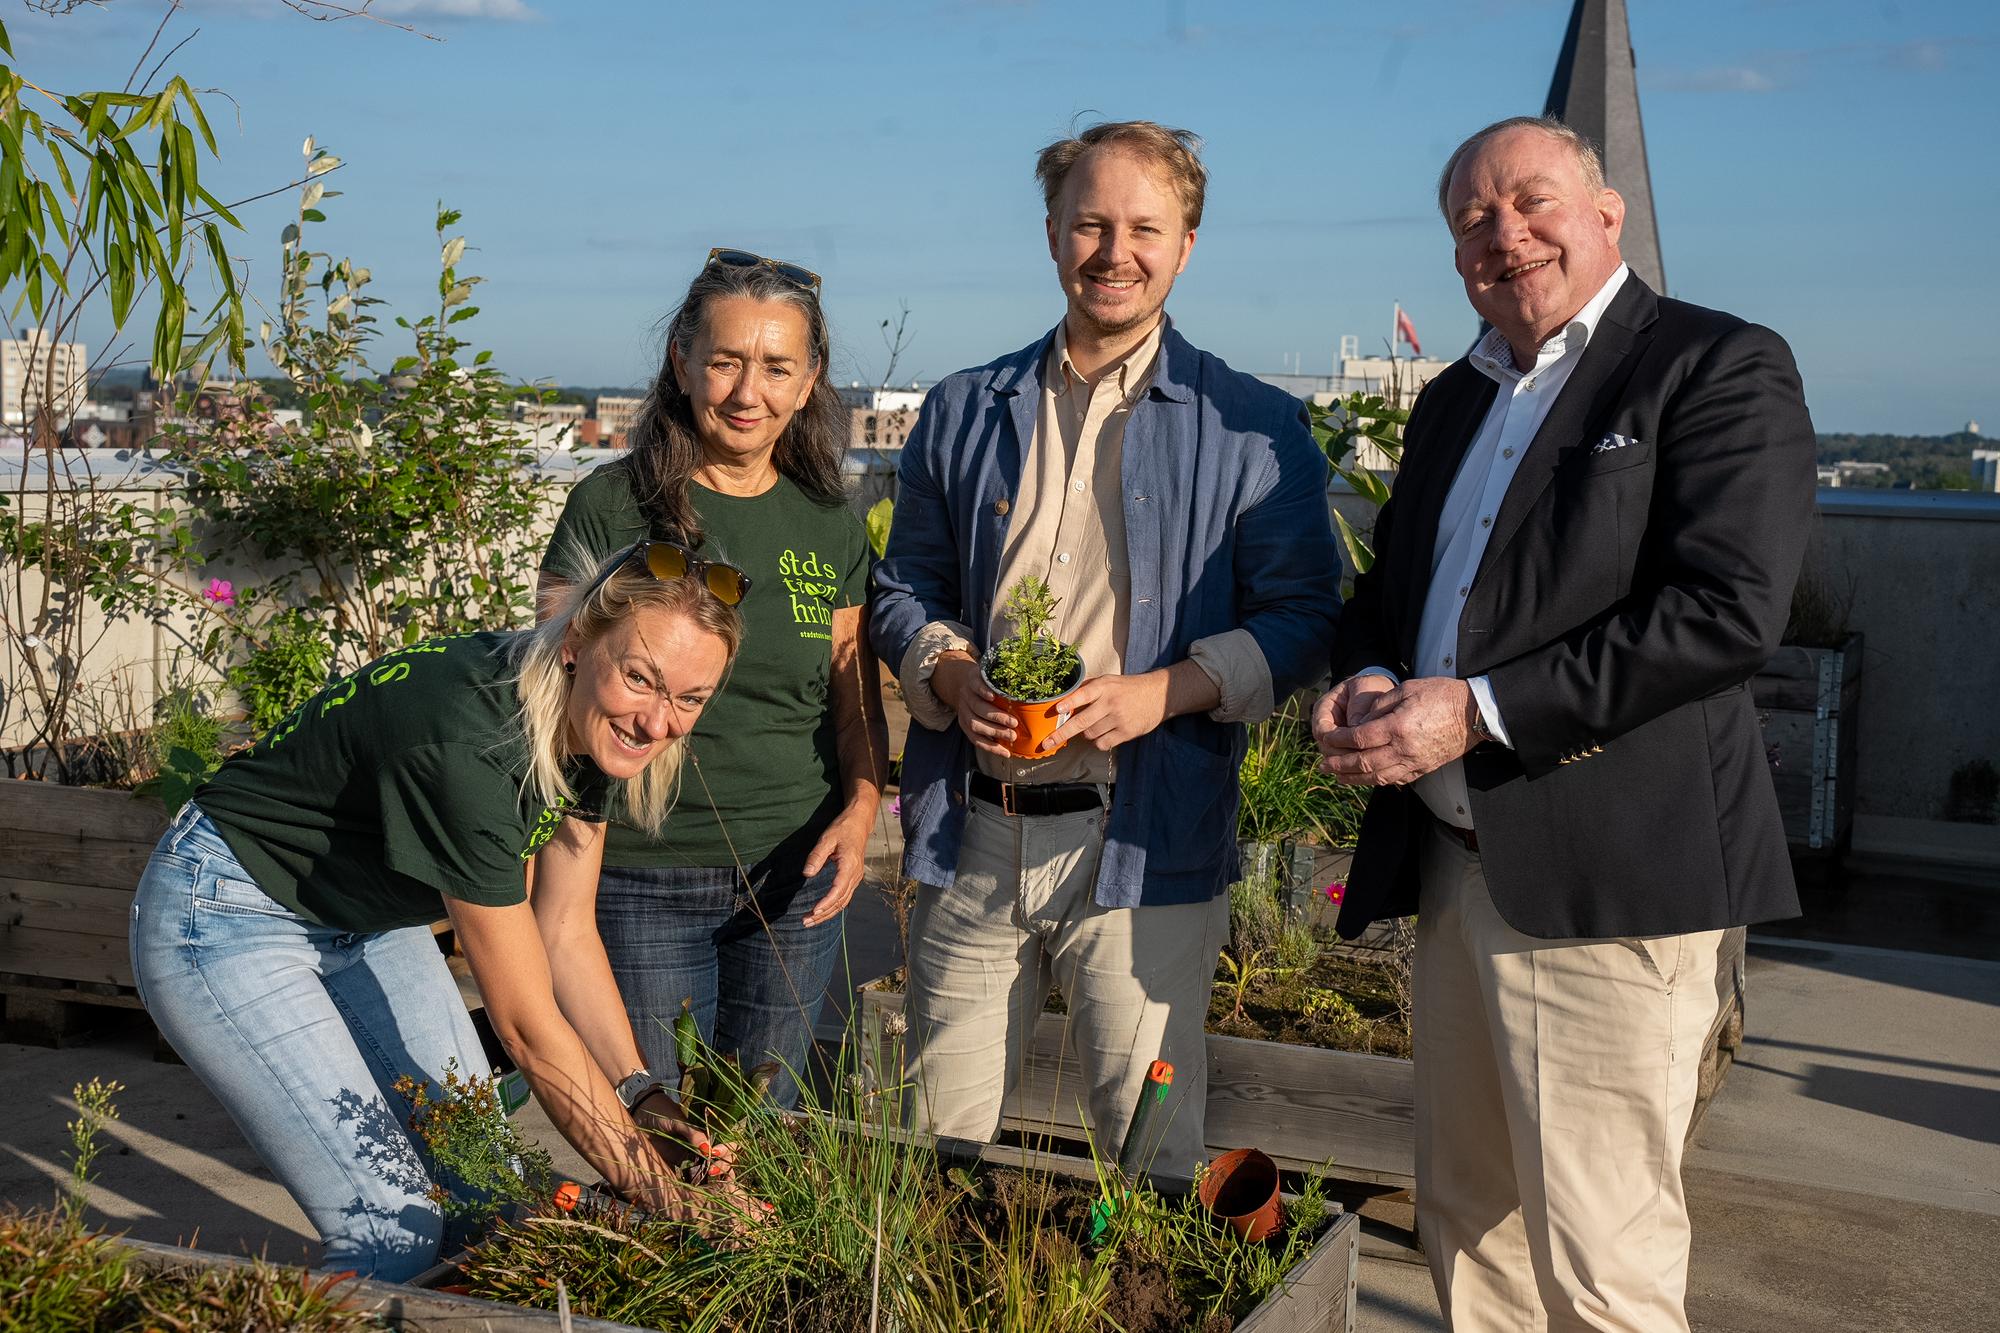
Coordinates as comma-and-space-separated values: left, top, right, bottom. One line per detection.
593, 394, 645, 448
839, 384, 929, 453
514, 399, 587, 428
1973, 449, 2000, 493
2, 335, 88, 428
1968, 419, 1982, 437
1816, 465, 1843, 488
1256, 339, 1455, 473
1833, 460, 1892, 485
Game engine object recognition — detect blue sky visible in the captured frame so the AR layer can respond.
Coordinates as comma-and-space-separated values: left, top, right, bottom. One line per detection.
14, 0, 1996, 433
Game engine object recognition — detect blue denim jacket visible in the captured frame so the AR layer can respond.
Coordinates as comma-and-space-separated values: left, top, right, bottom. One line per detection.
869, 321, 1342, 907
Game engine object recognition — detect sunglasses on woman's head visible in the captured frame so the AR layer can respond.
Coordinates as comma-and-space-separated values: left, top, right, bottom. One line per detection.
591, 540, 751, 607
706, 246, 822, 294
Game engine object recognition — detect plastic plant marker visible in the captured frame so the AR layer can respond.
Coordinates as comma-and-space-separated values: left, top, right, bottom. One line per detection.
1092, 1059, 1177, 1243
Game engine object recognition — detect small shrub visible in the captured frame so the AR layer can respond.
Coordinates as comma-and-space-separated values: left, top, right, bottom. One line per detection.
984, 576, 1082, 702
1944, 759, 2000, 825
392, 1063, 552, 1225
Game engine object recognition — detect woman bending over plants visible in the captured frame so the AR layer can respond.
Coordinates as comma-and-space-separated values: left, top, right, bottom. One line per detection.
128, 544, 753, 1281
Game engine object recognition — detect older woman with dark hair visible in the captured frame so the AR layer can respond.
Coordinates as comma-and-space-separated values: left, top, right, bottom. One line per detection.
541, 250, 887, 1109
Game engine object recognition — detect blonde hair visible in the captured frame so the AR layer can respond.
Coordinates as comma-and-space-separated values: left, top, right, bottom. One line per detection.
1035, 119, 1207, 231
506, 546, 743, 836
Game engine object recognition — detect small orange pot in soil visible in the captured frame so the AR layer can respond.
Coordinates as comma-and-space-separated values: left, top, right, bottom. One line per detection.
1199, 1146, 1285, 1242
980, 647, 1085, 760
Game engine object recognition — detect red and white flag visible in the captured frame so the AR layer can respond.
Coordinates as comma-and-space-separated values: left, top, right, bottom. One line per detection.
1395, 304, 1423, 357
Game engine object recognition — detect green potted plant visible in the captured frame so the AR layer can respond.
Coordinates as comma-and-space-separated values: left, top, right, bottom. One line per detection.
979, 575, 1085, 759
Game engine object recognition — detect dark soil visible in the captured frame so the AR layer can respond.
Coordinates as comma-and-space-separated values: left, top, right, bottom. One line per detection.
873, 949, 1411, 1058
1208, 950, 1413, 1059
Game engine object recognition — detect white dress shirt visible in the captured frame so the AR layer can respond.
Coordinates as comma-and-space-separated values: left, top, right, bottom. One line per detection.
1401, 263, 1631, 830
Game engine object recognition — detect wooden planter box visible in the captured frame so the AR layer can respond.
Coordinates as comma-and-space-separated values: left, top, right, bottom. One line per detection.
119, 1237, 632, 1329
0, 780, 166, 1042
862, 952, 1746, 1191
861, 984, 1417, 1188
415, 1138, 1359, 1331
1753, 633, 1863, 853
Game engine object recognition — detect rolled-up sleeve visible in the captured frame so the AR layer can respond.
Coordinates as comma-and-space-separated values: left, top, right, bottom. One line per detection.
1189, 628, 1274, 724
899, 619, 977, 732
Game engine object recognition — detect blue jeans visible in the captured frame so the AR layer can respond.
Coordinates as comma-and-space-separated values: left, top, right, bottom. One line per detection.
596, 833, 845, 1110
128, 802, 491, 1282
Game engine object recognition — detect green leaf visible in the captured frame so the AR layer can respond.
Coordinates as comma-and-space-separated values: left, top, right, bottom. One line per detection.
447, 305, 479, 323
301, 208, 326, 222
1334, 511, 1374, 576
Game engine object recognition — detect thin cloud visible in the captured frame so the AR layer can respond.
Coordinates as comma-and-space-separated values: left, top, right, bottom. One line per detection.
372, 0, 540, 20
1647, 65, 1779, 94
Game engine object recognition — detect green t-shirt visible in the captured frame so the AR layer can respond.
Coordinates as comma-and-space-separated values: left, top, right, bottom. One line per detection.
196, 632, 609, 933
543, 458, 868, 867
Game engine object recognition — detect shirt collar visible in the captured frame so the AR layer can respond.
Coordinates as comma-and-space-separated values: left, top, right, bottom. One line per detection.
1050, 317, 1166, 405
1471, 262, 1631, 385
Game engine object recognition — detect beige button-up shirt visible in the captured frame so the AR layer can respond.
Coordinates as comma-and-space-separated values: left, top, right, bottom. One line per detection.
901, 318, 1274, 785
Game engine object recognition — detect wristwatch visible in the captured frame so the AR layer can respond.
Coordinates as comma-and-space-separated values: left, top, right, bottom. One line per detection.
1469, 707, 1494, 746
613, 1067, 670, 1110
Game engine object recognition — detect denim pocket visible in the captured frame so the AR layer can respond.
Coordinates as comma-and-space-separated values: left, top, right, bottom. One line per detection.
193, 867, 294, 918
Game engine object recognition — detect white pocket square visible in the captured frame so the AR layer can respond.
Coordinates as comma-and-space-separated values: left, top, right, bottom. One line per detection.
1592, 432, 1639, 454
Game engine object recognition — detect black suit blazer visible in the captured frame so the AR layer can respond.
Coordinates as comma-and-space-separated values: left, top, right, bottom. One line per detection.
1333, 276, 1816, 940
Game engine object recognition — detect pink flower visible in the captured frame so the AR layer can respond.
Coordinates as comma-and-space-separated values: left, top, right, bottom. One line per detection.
202, 578, 236, 607
1324, 880, 1346, 905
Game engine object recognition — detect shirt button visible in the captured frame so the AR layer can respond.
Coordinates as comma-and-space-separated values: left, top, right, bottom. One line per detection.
1458, 586, 1469, 597
1057, 553, 1071, 565
1456, 805, 1466, 815
1443, 655, 1453, 667
1481, 515, 1492, 527
1072, 481, 1085, 492
1503, 447, 1515, 459
1523, 377, 1537, 390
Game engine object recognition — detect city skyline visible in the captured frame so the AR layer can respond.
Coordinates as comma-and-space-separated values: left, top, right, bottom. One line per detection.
13, 0, 1996, 435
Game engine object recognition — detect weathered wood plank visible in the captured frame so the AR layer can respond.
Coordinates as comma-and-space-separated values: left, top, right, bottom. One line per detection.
2, 877, 135, 938
1237, 1210, 1360, 1333
0, 830, 156, 891
121, 1238, 638, 1330
0, 781, 168, 843
0, 974, 144, 1009
1751, 636, 1864, 713
0, 924, 135, 989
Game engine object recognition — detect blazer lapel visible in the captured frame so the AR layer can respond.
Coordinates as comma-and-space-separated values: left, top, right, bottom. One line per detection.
1477, 279, 1658, 578
987, 330, 1054, 507
1391, 373, 1497, 661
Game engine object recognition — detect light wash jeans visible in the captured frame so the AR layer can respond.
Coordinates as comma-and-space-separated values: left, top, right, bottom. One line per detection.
128, 801, 491, 1281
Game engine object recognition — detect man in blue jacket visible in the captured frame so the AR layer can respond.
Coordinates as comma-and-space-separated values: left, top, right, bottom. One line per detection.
870, 120, 1340, 1177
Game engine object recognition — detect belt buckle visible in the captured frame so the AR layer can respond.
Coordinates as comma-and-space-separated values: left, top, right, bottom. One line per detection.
1000, 781, 1020, 817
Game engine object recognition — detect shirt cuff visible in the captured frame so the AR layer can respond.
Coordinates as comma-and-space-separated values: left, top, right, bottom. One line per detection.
1188, 629, 1274, 724
1355, 665, 1402, 686
1466, 674, 1513, 749
898, 620, 976, 732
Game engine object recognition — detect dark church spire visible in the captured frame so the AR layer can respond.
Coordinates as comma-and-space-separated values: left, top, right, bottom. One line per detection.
1544, 0, 1666, 293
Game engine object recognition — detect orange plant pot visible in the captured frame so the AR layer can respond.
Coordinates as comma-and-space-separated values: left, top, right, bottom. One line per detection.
1198, 1147, 1285, 1243
981, 648, 1084, 760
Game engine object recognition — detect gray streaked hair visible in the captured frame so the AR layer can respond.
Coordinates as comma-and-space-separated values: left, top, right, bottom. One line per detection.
1435, 116, 1608, 224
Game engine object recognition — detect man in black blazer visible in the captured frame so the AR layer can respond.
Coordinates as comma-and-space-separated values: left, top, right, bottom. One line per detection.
1313, 116, 1815, 1332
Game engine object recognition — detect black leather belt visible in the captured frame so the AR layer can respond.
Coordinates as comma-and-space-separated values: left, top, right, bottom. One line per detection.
1436, 820, 1480, 854
970, 772, 1107, 817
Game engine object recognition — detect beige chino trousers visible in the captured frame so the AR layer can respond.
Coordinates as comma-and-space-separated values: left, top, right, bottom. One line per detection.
1416, 823, 1723, 1333
901, 799, 1229, 1180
